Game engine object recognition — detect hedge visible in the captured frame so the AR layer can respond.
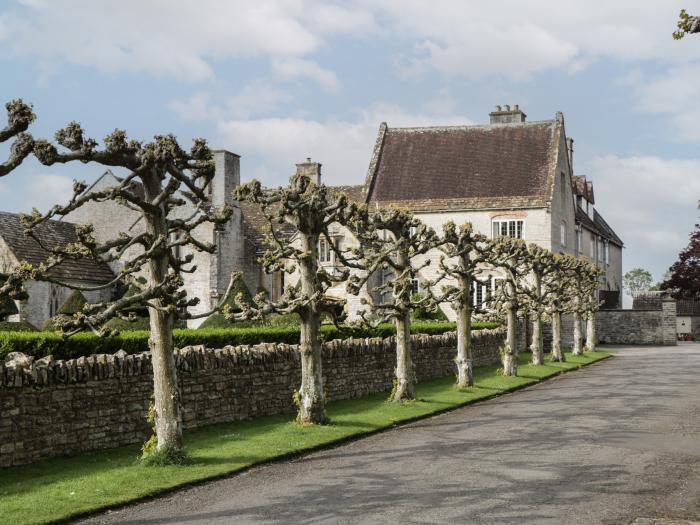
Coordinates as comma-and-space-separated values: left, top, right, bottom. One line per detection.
0, 321, 500, 361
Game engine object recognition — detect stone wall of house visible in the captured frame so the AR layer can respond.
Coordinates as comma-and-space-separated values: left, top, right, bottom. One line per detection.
0, 328, 505, 467
596, 297, 677, 346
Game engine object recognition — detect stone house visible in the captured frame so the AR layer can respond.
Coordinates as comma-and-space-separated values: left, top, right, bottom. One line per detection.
0, 212, 114, 327
292, 105, 624, 320
0, 105, 623, 328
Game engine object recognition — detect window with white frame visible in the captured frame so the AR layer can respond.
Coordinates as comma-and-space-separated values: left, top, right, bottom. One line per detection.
590, 232, 595, 258
410, 278, 420, 295
492, 219, 523, 239
560, 221, 567, 247
597, 238, 604, 262
575, 229, 582, 255
318, 237, 332, 263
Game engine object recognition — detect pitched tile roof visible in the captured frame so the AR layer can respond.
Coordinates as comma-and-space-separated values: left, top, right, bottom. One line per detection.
0, 212, 115, 283
575, 206, 623, 247
365, 120, 560, 210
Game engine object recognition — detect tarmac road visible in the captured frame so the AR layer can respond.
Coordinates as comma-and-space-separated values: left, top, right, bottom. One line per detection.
77, 344, 700, 525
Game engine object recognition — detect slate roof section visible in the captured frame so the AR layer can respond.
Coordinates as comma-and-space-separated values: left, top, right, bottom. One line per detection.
575, 206, 623, 247
239, 184, 365, 254
0, 212, 115, 283
365, 120, 559, 210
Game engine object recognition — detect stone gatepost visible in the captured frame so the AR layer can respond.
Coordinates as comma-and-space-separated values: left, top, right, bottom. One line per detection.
661, 292, 678, 346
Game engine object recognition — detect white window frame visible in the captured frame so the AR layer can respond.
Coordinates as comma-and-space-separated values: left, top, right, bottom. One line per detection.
318, 237, 332, 264
604, 241, 610, 266
560, 221, 567, 247
590, 232, 595, 259
492, 219, 524, 239
410, 278, 420, 295
575, 228, 582, 256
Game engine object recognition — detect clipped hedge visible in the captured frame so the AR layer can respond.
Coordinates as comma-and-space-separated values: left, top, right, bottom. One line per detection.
0, 321, 500, 361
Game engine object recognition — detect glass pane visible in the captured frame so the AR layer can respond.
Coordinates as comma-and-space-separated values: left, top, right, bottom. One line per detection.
516, 221, 523, 238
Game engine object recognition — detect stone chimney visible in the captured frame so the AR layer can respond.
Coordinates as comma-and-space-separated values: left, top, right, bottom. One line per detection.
296, 157, 322, 185
489, 104, 527, 124
211, 150, 240, 208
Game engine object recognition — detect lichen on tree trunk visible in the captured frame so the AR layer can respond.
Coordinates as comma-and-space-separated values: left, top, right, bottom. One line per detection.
585, 312, 596, 352
147, 247, 183, 453
455, 299, 473, 388
550, 311, 565, 362
391, 311, 414, 401
502, 303, 518, 376
295, 233, 327, 424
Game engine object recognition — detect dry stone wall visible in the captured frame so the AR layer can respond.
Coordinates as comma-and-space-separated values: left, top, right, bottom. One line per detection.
596, 297, 677, 346
0, 328, 504, 467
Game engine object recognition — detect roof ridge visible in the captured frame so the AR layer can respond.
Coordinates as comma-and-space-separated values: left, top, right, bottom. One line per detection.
386, 119, 555, 133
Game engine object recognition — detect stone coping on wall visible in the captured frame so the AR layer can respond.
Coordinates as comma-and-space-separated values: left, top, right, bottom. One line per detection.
0, 328, 505, 389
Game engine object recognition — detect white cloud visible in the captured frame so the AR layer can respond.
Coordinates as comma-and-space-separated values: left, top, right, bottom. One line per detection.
272, 58, 340, 91
217, 103, 474, 186
633, 64, 700, 142
2, 0, 698, 85
20, 173, 74, 213
588, 154, 700, 276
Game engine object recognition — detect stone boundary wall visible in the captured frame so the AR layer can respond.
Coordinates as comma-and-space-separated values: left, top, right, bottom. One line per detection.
596, 297, 677, 346
0, 328, 504, 467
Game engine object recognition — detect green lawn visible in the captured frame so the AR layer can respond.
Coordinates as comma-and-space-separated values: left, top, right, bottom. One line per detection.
0, 350, 611, 525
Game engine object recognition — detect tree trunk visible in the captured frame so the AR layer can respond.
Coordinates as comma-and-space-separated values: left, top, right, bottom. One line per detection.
455, 301, 473, 388
530, 315, 544, 365
530, 274, 544, 365
455, 274, 473, 388
550, 311, 565, 362
392, 311, 414, 401
148, 256, 183, 453
585, 312, 596, 352
502, 303, 518, 376
572, 310, 583, 356
297, 311, 327, 424
296, 233, 327, 424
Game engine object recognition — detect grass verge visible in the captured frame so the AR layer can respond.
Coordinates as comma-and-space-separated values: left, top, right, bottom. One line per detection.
0, 349, 611, 525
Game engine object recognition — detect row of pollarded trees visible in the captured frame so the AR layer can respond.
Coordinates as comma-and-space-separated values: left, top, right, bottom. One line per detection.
0, 102, 602, 462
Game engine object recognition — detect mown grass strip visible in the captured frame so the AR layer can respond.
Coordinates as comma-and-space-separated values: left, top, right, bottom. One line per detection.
0, 350, 611, 525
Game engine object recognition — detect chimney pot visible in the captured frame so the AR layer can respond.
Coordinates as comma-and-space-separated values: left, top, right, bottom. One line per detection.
489, 104, 526, 125
504, 104, 510, 111
495, 105, 502, 111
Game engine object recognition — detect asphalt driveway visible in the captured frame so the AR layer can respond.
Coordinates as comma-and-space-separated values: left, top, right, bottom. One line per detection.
77, 344, 700, 525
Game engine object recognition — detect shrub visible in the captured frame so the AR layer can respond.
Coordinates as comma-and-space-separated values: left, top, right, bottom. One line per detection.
411, 292, 449, 321
0, 321, 500, 361
0, 321, 37, 332
198, 279, 254, 329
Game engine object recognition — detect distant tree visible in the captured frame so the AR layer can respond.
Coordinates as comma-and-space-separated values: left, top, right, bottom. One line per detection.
661, 223, 700, 299
346, 207, 439, 401
623, 268, 654, 298
673, 9, 700, 39
429, 221, 491, 387
17, 122, 232, 462
226, 173, 356, 424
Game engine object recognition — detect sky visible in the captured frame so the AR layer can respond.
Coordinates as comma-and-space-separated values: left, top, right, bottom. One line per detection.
1, 0, 699, 296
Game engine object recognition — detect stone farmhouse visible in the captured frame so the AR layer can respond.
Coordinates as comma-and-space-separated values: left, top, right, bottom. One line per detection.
0, 105, 622, 328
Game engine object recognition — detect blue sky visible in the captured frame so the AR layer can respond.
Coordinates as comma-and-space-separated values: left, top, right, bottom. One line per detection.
1, 0, 700, 296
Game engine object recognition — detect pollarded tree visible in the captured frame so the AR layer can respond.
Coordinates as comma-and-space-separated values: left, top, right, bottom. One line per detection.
582, 263, 604, 353
0, 100, 35, 176
0, 100, 37, 301
568, 259, 600, 356
429, 221, 491, 387
346, 207, 439, 401
541, 253, 579, 362
226, 173, 356, 424
519, 244, 561, 366
673, 9, 700, 39
16, 122, 233, 460
485, 237, 531, 376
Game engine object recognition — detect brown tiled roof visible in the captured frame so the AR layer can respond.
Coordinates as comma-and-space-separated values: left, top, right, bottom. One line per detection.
0, 212, 115, 283
575, 206, 623, 247
239, 201, 295, 256
365, 120, 559, 210
331, 184, 365, 203
572, 175, 595, 204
